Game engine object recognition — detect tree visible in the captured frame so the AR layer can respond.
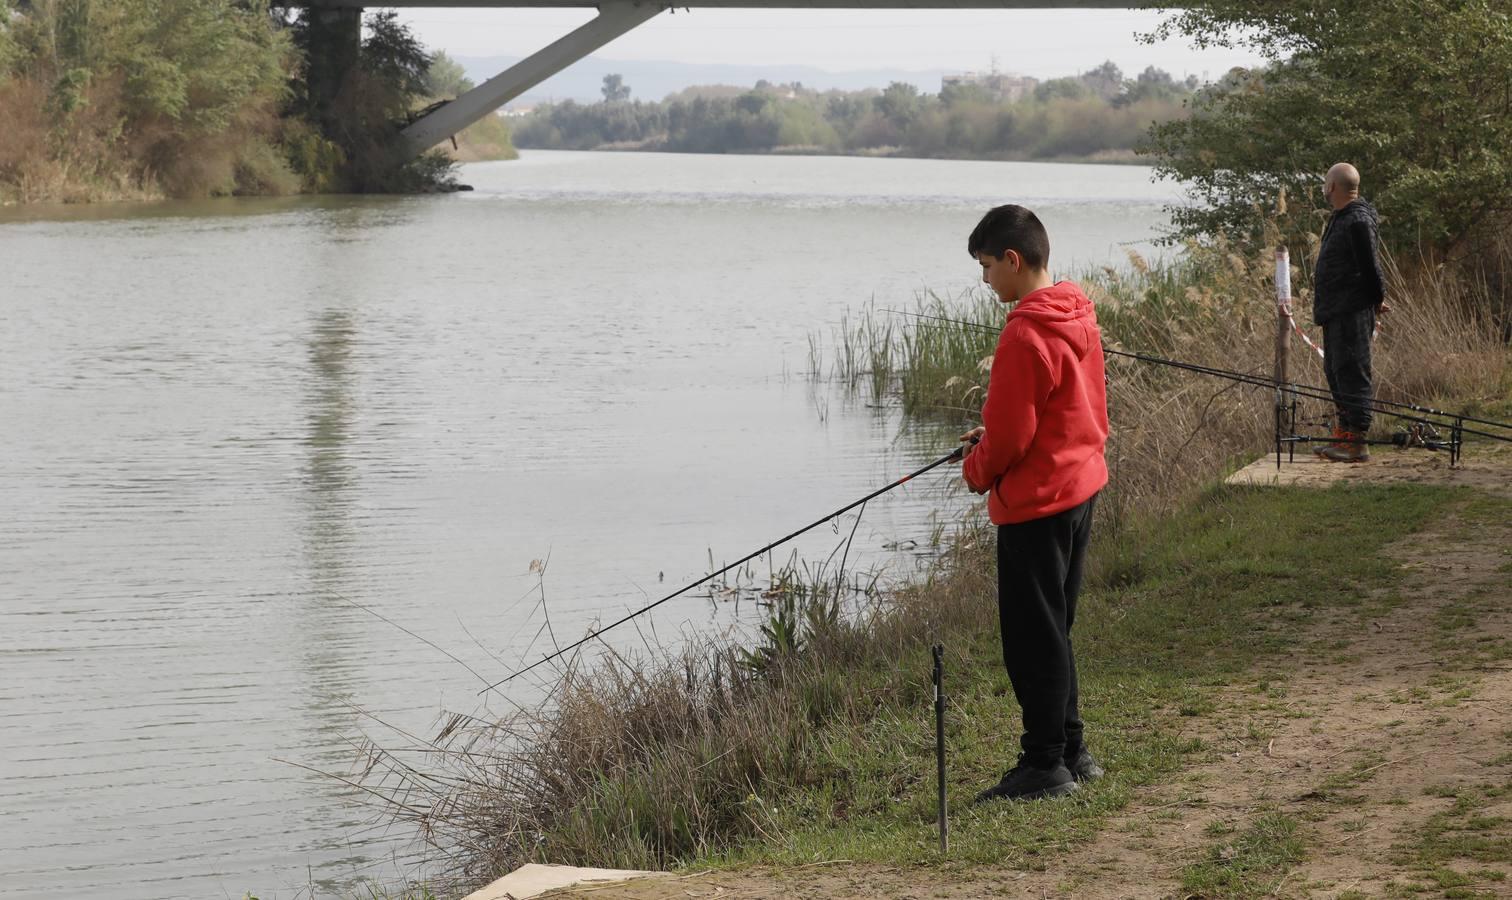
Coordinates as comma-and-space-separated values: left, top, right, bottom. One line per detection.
425, 49, 473, 97
1078, 61, 1123, 101
1034, 77, 1090, 103
1145, 0, 1512, 256
360, 9, 430, 115
601, 72, 629, 103
876, 81, 920, 127
734, 90, 768, 115
0, 0, 315, 201
283, 7, 455, 191
1113, 66, 1189, 108
940, 80, 991, 107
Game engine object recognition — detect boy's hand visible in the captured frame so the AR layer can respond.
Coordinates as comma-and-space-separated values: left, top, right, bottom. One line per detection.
959, 426, 986, 460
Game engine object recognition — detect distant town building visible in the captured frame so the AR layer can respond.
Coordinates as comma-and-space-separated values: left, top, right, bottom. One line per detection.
941, 71, 1039, 103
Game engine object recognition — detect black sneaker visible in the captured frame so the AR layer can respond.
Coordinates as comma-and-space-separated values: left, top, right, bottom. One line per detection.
1064, 747, 1105, 782
973, 758, 1078, 804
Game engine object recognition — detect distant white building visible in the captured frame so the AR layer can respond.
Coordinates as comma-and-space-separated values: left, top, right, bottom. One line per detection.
941, 71, 1039, 102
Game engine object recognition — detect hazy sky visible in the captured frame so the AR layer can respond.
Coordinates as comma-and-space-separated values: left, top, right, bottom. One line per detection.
398, 8, 1264, 80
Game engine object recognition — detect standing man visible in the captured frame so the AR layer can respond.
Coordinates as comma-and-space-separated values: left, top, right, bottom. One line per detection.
959, 205, 1109, 802
1313, 162, 1390, 462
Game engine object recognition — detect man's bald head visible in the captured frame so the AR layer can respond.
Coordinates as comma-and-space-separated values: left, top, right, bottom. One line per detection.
1324, 163, 1361, 209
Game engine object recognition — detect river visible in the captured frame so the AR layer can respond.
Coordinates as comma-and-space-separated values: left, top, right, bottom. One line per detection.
0, 150, 1181, 898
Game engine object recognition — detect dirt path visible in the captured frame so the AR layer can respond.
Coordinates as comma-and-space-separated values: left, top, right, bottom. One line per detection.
545, 451, 1512, 900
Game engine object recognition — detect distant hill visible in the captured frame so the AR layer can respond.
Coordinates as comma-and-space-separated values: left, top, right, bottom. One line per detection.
455, 54, 951, 105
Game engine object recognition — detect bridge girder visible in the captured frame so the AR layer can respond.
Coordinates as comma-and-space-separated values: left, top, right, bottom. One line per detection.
314, 1, 1130, 7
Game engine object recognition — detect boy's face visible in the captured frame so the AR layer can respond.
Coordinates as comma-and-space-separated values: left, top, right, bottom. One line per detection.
977, 250, 1029, 304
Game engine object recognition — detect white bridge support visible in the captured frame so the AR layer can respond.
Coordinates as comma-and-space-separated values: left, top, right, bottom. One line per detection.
307, 0, 1133, 159
399, 1, 665, 156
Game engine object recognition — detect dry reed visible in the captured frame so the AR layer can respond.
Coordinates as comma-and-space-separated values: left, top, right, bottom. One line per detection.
348, 554, 997, 894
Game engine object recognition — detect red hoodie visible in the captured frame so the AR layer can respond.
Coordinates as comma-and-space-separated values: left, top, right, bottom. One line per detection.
962, 281, 1109, 525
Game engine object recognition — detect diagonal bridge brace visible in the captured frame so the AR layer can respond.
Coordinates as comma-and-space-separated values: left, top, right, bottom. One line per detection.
400, 2, 666, 156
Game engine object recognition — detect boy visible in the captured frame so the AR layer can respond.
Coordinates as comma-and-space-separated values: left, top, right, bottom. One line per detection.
958, 205, 1110, 802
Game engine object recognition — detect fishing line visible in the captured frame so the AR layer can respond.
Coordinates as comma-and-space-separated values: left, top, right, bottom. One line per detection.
480, 446, 969, 694
885, 309, 1512, 443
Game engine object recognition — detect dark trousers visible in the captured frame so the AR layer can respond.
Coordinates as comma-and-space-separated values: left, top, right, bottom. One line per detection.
1322, 307, 1376, 433
995, 494, 1096, 769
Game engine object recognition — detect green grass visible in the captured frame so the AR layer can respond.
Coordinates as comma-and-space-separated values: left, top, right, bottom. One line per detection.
1180, 812, 1305, 898
691, 483, 1456, 869
1397, 780, 1512, 899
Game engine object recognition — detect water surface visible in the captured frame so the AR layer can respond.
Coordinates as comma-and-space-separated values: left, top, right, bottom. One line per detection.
0, 150, 1180, 898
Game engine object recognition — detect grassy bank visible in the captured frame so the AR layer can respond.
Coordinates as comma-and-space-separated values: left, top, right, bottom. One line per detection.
347, 242, 1509, 898
352, 482, 1491, 899
700, 483, 1458, 867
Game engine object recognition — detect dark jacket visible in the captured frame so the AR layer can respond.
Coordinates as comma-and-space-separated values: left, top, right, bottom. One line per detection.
1312, 198, 1386, 325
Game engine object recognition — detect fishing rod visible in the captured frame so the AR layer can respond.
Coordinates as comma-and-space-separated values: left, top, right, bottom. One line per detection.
1100, 346, 1501, 438
1106, 345, 1512, 438
887, 310, 1512, 444
480, 445, 970, 694
893, 309, 1511, 430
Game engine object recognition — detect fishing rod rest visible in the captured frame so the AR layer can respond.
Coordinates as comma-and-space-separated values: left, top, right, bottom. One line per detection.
932, 642, 948, 854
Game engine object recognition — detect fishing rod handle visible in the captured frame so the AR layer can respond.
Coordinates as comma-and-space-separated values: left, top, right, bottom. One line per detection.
949, 433, 982, 461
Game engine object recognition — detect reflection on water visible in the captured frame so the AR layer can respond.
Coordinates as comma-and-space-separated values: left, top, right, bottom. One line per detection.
298, 307, 363, 739
0, 151, 1176, 899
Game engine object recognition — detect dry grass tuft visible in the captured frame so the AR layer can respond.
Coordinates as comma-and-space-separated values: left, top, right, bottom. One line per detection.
349, 553, 996, 893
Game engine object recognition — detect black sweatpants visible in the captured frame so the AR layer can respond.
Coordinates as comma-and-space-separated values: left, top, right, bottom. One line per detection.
1322, 307, 1376, 433
995, 493, 1096, 770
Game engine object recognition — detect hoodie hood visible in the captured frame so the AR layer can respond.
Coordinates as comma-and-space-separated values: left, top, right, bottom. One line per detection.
1005, 280, 1100, 359
1337, 198, 1380, 226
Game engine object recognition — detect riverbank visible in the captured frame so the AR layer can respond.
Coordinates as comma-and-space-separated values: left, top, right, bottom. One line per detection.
515, 141, 1143, 166
526, 465, 1512, 898
353, 240, 1511, 898
373, 457, 1512, 900
0, 110, 515, 207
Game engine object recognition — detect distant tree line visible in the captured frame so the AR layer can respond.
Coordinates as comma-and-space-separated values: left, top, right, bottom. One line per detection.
512, 63, 1199, 161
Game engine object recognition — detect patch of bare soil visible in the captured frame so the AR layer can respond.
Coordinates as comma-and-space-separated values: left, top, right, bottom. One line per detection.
543, 459, 1512, 900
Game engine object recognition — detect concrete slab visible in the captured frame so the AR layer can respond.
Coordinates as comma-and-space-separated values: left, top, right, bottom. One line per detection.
462, 863, 669, 900
1226, 442, 1509, 495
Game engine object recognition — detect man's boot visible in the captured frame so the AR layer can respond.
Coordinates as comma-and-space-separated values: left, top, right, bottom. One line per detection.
1313, 424, 1347, 457
1320, 431, 1370, 463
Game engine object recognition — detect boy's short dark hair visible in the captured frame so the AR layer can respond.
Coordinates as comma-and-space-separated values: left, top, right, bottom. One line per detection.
967, 205, 1050, 270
